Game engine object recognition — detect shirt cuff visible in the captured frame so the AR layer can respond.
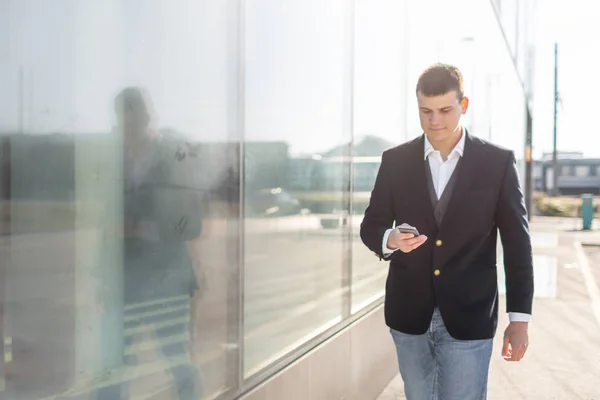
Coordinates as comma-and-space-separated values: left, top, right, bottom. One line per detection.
508, 312, 531, 322
382, 228, 398, 255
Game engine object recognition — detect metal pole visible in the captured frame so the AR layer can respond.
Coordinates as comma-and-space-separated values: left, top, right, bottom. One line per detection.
524, 107, 533, 221
552, 43, 559, 196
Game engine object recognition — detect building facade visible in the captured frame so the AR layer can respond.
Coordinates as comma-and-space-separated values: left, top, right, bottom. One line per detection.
0, 0, 534, 399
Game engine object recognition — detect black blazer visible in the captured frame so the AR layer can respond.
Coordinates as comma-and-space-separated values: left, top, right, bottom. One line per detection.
360, 132, 534, 340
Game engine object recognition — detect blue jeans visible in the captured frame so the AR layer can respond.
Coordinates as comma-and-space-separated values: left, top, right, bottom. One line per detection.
390, 308, 493, 400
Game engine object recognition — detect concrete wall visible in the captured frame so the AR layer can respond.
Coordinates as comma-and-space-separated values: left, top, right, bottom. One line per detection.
241, 306, 397, 400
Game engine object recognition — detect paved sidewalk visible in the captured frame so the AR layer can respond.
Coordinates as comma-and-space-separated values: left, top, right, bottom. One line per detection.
377, 217, 600, 399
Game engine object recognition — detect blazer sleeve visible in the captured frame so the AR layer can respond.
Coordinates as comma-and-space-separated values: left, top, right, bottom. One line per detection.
495, 151, 534, 315
360, 150, 395, 260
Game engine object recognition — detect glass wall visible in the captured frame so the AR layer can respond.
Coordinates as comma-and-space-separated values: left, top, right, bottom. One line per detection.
1, 1, 240, 398
490, 0, 538, 99
0, 0, 533, 399
351, 0, 408, 312
243, 0, 350, 376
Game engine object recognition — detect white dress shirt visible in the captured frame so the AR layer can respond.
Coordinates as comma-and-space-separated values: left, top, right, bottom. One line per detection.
381, 130, 531, 323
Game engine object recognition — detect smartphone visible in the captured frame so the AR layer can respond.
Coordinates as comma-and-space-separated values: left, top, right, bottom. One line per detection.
396, 223, 419, 236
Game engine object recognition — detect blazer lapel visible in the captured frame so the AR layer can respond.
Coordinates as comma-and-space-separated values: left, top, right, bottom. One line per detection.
403, 135, 437, 229
438, 132, 486, 233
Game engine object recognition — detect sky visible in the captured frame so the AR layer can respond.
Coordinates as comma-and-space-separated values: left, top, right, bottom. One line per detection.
532, 0, 600, 158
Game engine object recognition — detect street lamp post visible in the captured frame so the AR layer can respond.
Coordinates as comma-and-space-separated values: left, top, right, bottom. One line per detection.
552, 43, 559, 196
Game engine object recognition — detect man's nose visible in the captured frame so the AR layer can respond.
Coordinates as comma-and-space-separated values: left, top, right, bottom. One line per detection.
429, 112, 441, 125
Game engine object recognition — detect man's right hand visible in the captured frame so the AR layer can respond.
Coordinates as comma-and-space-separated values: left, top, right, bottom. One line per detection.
386, 228, 428, 253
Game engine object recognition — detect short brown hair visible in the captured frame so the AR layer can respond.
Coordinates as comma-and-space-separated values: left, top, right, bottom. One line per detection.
416, 63, 464, 100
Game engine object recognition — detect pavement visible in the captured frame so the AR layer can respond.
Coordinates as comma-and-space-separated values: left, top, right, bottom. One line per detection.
377, 217, 600, 400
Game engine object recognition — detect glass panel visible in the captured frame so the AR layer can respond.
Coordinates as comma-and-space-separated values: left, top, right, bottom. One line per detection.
243, 0, 349, 376
575, 166, 589, 178
351, 0, 407, 312
0, 1, 239, 399
498, 0, 518, 57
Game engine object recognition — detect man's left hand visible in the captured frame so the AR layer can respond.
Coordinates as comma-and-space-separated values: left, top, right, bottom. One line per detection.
502, 322, 529, 361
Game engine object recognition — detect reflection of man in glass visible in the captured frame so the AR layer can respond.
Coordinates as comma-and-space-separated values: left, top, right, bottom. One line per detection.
114, 87, 202, 399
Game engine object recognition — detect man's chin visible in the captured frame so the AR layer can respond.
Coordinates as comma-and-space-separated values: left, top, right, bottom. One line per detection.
426, 130, 448, 141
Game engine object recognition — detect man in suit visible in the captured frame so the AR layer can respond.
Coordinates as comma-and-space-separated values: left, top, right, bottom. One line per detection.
360, 64, 534, 399
113, 87, 203, 399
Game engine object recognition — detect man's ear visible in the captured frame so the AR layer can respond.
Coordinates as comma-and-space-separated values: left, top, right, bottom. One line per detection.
461, 96, 469, 114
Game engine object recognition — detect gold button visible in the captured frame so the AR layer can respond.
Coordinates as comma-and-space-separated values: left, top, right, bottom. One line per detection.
434, 269, 441, 276
436, 240, 443, 247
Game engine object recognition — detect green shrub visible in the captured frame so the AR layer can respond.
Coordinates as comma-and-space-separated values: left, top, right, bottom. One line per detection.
535, 195, 599, 217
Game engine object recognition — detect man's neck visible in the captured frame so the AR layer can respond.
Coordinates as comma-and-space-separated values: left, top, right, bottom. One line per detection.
430, 126, 463, 161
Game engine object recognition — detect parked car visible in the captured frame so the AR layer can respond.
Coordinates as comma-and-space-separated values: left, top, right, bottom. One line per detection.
247, 188, 303, 217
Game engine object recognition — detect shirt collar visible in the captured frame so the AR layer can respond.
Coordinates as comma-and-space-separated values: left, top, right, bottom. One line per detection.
424, 128, 466, 160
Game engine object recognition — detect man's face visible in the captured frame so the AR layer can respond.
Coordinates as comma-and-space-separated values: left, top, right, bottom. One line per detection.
417, 90, 468, 143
